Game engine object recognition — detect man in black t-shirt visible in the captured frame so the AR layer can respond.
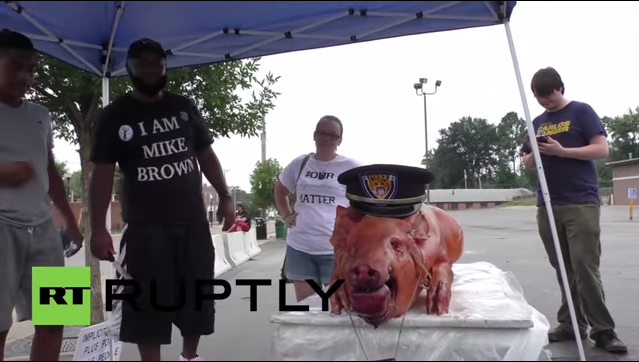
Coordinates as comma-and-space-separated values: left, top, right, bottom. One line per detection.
88, 38, 236, 362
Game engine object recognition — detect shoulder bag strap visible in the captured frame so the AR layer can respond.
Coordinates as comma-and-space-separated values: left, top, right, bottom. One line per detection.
295, 152, 314, 187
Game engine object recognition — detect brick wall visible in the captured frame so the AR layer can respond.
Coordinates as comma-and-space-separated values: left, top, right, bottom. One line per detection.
50, 201, 123, 231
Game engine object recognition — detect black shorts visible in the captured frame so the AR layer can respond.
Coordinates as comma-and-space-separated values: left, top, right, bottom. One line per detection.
114, 222, 215, 345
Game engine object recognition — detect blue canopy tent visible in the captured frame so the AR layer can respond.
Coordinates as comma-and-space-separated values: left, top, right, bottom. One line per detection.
0, 2, 586, 360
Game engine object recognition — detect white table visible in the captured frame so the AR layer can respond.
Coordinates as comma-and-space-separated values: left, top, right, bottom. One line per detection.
270, 261, 551, 361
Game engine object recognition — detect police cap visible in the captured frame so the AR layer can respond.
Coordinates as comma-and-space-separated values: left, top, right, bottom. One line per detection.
337, 164, 435, 218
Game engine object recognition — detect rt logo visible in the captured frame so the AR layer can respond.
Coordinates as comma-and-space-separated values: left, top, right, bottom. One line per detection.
32, 267, 92, 326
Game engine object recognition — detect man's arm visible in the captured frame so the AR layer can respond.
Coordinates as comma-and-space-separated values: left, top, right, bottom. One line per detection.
522, 153, 536, 170
198, 148, 231, 200
88, 107, 119, 231
519, 136, 537, 170
559, 104, 609, 161
560, 135, 609, 160
188, 99, 232, 200
47, 150, 76, 226
89, 165, 116, 231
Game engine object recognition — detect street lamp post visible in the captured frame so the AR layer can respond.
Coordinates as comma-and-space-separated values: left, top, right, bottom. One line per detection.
413, 78, 442, 205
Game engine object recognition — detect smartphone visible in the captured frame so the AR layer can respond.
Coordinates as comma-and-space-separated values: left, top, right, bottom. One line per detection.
536, 133, 549, 143
59, 228, 78, 258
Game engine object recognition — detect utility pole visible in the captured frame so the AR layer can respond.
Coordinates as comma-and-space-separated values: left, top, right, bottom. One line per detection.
413, 78, 442, 204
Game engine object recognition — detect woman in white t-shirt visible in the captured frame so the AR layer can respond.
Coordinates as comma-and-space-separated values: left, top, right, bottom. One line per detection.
274, 115, 363, 302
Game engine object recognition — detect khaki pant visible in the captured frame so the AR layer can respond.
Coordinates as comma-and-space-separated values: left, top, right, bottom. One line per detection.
536, 204, 615, 338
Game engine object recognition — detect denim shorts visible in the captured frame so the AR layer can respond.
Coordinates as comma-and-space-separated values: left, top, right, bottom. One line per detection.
284, 245, 334, 285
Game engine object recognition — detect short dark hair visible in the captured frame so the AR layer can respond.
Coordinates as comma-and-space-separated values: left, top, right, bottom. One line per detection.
531, 67, 564, 97
0, 29, 34, 55
316, 115, 343, 137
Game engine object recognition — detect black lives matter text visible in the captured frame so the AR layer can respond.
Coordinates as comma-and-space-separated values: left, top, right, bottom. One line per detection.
299, 194, 335, 204
136, 116, 197, 182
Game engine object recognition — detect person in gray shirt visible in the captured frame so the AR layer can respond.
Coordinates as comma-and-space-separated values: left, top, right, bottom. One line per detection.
0, 30, 83, 361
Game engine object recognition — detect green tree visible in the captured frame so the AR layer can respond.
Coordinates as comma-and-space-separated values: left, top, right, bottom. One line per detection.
31, 54, 280, 325
602, 107, 639, 161
230, 187, 250, 205
249, 158, 283, 211
54, 160, 69, 177
67, 170, 82, 201
483, 158, 518, 188
496, 111, 527, 174
429, 116, 499, 189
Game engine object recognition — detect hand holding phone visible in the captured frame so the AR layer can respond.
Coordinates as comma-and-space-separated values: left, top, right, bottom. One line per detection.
60, 228, 79, 258
536, 133, 549, 143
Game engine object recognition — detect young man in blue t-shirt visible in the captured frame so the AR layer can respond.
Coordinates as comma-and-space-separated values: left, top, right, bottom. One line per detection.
520, 67, 627, 354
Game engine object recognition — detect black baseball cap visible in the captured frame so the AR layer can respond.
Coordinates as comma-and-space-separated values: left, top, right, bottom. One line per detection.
127, 38, 166, 60
0, 29, 34, 51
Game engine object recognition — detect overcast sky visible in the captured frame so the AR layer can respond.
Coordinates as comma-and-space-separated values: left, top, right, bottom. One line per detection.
52, 1, 639, 192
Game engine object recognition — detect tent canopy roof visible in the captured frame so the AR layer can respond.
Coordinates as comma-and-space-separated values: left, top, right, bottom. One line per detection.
2, 1, 516, 77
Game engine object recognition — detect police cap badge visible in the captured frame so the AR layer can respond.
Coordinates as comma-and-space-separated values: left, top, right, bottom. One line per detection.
337, 164, 435, 218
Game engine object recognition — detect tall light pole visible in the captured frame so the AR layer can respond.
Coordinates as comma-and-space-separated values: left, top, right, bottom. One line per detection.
414, 78, 442, 205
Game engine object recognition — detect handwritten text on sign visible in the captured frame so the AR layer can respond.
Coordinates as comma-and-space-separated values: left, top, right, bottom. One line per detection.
72, 322, 122, 361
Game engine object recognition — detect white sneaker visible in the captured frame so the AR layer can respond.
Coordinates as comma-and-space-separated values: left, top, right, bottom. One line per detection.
179, 354, 203, 361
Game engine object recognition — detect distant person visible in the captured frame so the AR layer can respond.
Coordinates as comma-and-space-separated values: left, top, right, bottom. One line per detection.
520, 67, 627, 353
0, 30, 83, 361
235, 203, 252, 227
227, 203, 251, 232
88, 38, 236, 361
274, 115, 363, 302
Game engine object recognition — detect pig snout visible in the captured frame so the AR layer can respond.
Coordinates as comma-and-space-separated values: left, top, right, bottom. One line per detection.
349, 261, 389, 289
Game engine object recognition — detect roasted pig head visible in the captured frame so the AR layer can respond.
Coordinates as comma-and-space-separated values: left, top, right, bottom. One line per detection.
329, 204, 464, 328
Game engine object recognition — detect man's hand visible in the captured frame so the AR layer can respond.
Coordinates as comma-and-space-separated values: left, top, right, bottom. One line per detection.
65, 222, 84, 257
0, 161, 35, 186
217, 196, 236, 232
90, 227, 115, 262
538, 136, 566, 157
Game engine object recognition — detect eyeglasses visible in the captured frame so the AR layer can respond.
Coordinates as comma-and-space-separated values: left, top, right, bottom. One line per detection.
314, 130, 341, 140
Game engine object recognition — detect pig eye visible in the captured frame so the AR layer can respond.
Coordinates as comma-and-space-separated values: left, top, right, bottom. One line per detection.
390, 239, 402, 253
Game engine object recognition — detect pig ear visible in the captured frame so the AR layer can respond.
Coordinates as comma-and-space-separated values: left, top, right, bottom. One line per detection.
330, 206, 363, 248
406, 213, 429, 247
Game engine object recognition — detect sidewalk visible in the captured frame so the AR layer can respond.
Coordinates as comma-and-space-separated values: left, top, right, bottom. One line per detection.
3, 234, 278, 361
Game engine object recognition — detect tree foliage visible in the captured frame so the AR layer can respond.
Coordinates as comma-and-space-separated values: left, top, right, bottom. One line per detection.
66, 167, 123, 202
31, 53, 281, 324
423, 106, 639, 191
602, 107, 639, 161
54, 160, 69, 178
249, 158, 283, 210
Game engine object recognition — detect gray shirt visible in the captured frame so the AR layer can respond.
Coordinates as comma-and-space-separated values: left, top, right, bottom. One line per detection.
0, 100, 54, 227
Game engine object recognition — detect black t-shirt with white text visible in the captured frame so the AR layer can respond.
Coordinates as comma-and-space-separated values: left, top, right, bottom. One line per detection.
90, 92, 213, 225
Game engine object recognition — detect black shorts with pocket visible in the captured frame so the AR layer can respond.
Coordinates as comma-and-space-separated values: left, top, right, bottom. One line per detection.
113, 222, 215, 345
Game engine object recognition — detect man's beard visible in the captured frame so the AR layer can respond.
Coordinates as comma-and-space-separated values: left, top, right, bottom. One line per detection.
130, 74, 167, 97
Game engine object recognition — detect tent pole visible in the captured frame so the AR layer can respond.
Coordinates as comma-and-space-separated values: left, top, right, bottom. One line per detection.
503, 19, 587, 362
102, 77, 113, 233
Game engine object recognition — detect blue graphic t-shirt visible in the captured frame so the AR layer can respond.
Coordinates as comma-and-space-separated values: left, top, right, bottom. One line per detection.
520, 101, 607, 207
